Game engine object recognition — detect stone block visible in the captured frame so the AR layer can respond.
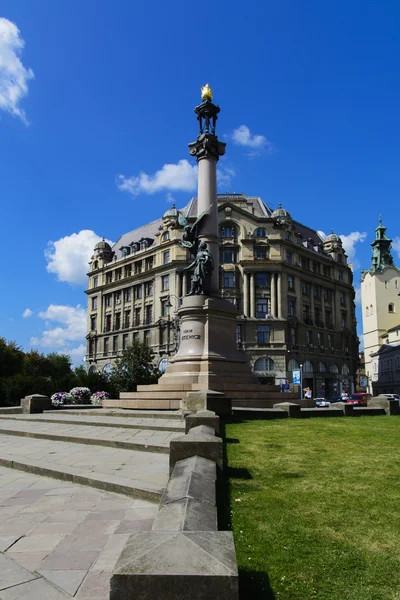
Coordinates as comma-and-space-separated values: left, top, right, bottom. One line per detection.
161, 462, 216, 506
152, 497, 217, 532
185, 410, 220, 435
110, 531, 238, 600
273, 402, 301, 418
181, 392, 207, 413
369, 397, 400, 415
170, 431, 223, 472
20, 394, 51, 414
343, 404, 354, 416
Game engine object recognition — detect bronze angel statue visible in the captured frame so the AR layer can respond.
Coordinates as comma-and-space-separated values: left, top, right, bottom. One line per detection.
177, 207, 211, 256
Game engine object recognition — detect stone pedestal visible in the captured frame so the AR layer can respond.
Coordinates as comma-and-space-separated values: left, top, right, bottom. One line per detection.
21, 394, 51, 414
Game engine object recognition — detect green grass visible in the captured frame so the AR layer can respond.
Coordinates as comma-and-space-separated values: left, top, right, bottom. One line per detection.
221, 417, 400, 600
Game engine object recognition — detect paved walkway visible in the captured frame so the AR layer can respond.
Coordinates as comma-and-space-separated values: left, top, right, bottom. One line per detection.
0, 466, 158, 599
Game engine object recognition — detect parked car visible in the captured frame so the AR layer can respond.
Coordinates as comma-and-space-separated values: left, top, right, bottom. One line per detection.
315, 397, 330, 407
378, 393, 400, 400
346, 393, 370, 406
327, 396, 342, 404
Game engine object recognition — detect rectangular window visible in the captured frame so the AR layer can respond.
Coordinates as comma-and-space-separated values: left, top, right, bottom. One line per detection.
323, 288, 331, 302
145, 256, 154, 271
135, 284, 142, 300
134, 307, 141, 325
341, 312, 347, 328
257, 325, 270, 344
338, 271, 343, 282
325, 310, 332, 326
145, 304, 153, 325
88, 338, 94, 355
123, 310, 130, 329
223, 272, 235, 288
286, 251, 293, 264
255, 247, 267, 260
163, 250, 170, 265
133, 331, 140, 340
115, 268, 122, 281
288, 299, 296, 317
159, 326, 167, 346
161, 298, 169, 317
123, 288, 132, 302
90, 315, 97, 331
313, 286, 320, 298
220, 226, 237, 238
91, 296, 97, 310
113, 336, 119, 352
105, 294, 112, 307
115, 291, 121, 305
236, 324, 242, 343
144, 281, 153, 297
287, 275, 294, 290
286, 231, 292, 241
289, 327, 296, 345
124, 265, 132, 277
135, 261, 143, 275
105, 314, 112, 332
255, 273, 269, 287
123, 334, 129, 350
161, 275, 169, 291
114, 313, 121, 330
340, 292, 345, 306
313, 262, 320, 274
306, 330, 312, 345
93, 276, 98, 288
144, 330, 151, 346
323, 265, 331, 277
220, 249, 238, 264
317, 332, 322, 346
104, 337, 109, 354
301, 281, 309, 295
106, 272, 113, 284
328, 334, 333, 348
256, 298, 269, 318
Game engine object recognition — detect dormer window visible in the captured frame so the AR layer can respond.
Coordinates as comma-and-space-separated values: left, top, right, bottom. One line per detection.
256, 228, 266, 238
162, 231, 170, 242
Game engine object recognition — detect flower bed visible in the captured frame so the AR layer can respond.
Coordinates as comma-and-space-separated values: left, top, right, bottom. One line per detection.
90, 391, 111, 405
51, 392, 74, 407
69, 387, 91, 404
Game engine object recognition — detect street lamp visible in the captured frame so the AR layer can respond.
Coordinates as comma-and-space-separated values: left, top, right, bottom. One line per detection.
299, 363, 303, 400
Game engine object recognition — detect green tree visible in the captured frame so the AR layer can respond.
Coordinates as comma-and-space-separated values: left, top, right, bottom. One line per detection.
109, 340, 160, 393
0, 338, 24, 378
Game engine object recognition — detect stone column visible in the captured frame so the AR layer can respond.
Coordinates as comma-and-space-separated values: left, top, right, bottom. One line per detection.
197, 158, 219, 294
243, 271, 249, 316
250, 273, 255, 318
271, 273, 277, 317
182, 274, 188, 297
277, 273, 282, 318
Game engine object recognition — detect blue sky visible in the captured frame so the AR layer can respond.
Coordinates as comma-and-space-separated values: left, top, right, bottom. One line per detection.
1, 0, 399, 364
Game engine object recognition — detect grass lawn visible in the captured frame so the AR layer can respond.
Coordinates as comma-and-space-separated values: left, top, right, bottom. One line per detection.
221, 417, 400, 600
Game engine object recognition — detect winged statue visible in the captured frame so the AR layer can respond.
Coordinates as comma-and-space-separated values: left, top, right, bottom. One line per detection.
177, 207, 211, 255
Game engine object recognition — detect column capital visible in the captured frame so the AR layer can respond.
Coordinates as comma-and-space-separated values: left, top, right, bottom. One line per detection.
188, 133, 226, 162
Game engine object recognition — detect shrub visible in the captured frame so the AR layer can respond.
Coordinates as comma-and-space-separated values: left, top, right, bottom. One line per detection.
90, 391, 111, 405
51, 392, 73, 407
69, 387, 91, 404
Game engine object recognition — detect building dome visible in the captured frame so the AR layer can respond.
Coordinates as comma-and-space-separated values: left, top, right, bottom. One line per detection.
163, 204, 179, 219
271, 204, 291, 219
324, 230, 340, 243
94, 238, 112, 253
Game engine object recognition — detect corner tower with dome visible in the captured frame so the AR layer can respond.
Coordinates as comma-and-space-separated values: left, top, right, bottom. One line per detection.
85, 87, 359, 407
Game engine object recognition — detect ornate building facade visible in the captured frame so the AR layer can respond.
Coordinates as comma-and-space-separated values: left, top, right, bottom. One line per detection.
86, 194, 358, 397
361, 218, 400, 394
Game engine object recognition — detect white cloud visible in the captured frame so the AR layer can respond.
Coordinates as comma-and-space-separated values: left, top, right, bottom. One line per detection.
355, 286, 362, 306
45, 230, 112, 286
318, 230, 367, 270
22, 308, 33, 318
117, 160, 198, 196
339, 231, 367, 270
60, 343, 86, 365
392, 237, 400, 260
217, 166, 236, 190
30, 304, 86, 348
231, 125, 274, 156
0, 18, 34, 124
358, 334, 364, 351
166, 192, 175, 204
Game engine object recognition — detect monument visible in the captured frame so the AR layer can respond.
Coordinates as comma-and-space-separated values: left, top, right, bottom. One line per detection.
103, 85, 297, 413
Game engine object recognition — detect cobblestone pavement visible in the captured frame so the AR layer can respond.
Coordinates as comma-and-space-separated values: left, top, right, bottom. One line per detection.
0, 466, 158, 599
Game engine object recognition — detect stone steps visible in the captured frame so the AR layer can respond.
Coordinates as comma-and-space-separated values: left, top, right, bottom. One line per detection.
0, 413, 185, 433
103, 398, 181, 410
48, 408, 184, 420
0, 419, 180, 454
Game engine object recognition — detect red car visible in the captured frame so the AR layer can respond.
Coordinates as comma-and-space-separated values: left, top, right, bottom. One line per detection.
346, 393, 369, 406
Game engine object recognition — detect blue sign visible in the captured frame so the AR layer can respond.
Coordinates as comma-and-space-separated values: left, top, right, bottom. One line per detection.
292, 369, 301, 385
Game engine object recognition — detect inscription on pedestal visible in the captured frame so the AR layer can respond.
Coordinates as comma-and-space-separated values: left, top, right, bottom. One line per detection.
181, 328, 201, 341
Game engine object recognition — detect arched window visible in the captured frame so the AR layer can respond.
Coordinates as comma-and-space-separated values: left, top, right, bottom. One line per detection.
366, 306, 369, 317
162, 231, 170, 242
254, 357, 275, 372
219, 225, 237, 239
303, 360, 314, 373
388, 303, 394, 313
256, 228, 266, 238
88, 365, 98, 374
159, 358, 168, 373
318, 361, 327, 373
102, 363, 113, 376
330, 363, 339, 374
93, 261, 98, 270
342, 364, 350, 375
288, 359, 299, 371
